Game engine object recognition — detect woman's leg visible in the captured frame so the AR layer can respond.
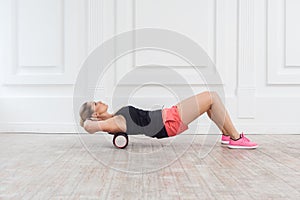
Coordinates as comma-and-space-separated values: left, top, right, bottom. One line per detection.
207, 109, 229, 136
175, 91, 240, 139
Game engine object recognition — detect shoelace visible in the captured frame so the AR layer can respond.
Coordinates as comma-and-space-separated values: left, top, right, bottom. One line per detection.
241, 133, 250, 142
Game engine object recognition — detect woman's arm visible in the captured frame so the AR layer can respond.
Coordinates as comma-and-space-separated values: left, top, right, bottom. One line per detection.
83, 116, 126, 134
83, 120, 107, 134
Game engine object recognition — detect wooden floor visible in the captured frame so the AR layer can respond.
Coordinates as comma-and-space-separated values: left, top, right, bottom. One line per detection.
0, 133, 299, 200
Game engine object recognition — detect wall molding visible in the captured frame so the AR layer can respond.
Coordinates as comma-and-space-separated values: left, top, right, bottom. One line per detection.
86, 0, 116, 95
237, 0, 256, 118
113, 0, 218, 86
87, 0, 105, 53
133, 0, 217, 66
4, 0, 87, 85
114, 0, 136, 84
267, 0, 300, 85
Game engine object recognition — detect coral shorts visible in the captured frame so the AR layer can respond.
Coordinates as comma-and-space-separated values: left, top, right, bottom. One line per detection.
162, 106, 189, 137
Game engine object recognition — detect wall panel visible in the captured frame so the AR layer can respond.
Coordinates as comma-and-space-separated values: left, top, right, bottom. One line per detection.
4, 0, 86, 85
0, 0, 87, 133
1, 0, 300, 134
267, 0, 300, 84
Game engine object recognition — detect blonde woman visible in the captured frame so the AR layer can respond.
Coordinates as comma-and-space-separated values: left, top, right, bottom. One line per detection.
79, 91, 258, 149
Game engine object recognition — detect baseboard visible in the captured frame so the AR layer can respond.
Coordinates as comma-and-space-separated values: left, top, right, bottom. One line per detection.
0, 96, 299, 134
0, 122, 78, 133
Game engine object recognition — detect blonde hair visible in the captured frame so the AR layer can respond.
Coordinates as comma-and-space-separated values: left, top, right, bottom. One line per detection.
79, 102, 94, 127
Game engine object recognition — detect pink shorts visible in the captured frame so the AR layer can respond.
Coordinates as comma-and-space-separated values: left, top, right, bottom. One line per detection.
162, 106, 188, 137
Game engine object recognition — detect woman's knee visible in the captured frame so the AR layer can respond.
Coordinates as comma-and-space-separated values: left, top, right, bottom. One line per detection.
210, 91, 219, 99
199, 91, 219, 105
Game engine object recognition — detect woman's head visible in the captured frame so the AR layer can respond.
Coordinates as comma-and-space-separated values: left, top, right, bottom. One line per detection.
79, 101, 109, 127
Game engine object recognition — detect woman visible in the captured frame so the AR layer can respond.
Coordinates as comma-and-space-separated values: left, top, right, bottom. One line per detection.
79, 91, 258, 149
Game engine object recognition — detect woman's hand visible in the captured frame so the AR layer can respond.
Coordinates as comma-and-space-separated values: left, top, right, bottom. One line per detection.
89, 117, 101, 121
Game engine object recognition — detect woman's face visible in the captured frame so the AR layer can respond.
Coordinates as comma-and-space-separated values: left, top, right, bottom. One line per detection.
91, 101, 108, 117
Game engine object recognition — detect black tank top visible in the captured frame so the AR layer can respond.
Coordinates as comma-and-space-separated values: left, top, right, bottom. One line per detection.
113, 106, 168, 139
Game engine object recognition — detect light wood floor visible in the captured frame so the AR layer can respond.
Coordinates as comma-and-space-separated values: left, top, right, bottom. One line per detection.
0, 133, 299, 199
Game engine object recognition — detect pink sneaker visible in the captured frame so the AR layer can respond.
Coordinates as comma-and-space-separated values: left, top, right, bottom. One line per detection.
228, 133, 258, 149
221, 135, 230, 144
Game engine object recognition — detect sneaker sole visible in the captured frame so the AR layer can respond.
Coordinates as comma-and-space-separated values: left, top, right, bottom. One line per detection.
221, 141, 229, 144
228, 145, 258, 149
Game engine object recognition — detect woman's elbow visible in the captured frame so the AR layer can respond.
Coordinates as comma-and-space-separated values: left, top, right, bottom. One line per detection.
83, 120, 97, 134
86, 129, 96, 134
84, 126, 95, 134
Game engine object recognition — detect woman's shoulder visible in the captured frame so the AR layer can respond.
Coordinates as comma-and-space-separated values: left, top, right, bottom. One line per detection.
109, 115, 126, 133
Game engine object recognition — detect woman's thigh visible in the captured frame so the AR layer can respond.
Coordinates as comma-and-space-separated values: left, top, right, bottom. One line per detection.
175, 91, 212, 125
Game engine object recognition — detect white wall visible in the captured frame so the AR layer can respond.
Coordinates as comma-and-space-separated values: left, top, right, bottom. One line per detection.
0, 0, 299, 134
